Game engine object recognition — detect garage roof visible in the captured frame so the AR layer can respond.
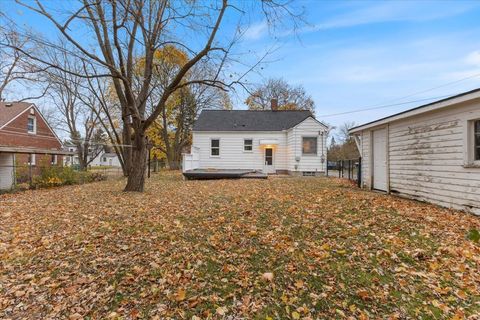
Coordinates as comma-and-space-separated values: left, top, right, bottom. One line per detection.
350, 88, 480, 133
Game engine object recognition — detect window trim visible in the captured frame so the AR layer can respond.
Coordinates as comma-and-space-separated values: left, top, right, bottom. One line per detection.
27, 116, 36, 134
51, 154, 57, 165
464, 118, 480, 167
210, 138, 220, 157
302, 136, 318, 156
243, 138, 253, 152
28, 154, 36, 166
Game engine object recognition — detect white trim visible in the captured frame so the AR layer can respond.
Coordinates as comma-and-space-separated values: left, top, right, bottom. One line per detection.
350, 90, 480, 133
301, 136, 318, 155
28, 154, 36, 166
210, 138, 220, 157
463, 118, 480, 167
289, 116, 329, 131
27, 115, 37, 134
243, 138, 253, 152
0, 104, 35, 130
0, 104, 63, 146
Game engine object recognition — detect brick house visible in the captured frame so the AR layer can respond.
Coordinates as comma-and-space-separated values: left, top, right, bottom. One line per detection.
0, 102, 70, 190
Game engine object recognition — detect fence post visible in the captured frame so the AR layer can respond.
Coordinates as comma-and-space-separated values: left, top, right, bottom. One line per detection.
357, 157, 362, 188
29, 161, 33, 187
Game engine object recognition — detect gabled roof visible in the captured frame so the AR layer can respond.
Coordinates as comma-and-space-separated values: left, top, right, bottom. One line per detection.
0, 102, 33, 128
0, 101, 63, 146
193, 110, 315, 131
350, 88, 480, 133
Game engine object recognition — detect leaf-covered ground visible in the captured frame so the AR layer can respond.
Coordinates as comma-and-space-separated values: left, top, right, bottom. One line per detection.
1, 172, 479, 319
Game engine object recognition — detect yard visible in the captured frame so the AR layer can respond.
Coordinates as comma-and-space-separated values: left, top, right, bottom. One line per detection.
1, 172, 479, 319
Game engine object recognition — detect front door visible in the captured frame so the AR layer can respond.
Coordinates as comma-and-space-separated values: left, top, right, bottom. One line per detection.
264, 148, 275, 174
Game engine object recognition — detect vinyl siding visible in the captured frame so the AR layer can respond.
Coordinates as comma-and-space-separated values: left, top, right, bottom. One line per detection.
192, 131, 288, 170
287, 117, 327, 172
359, 99, 480, 214
191, 117, 328, 173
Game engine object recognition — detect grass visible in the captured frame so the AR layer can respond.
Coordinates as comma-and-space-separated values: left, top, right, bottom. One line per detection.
0, 171, 479, 319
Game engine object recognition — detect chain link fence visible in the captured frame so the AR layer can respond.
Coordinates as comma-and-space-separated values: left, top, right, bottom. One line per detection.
326, 157, 362, 187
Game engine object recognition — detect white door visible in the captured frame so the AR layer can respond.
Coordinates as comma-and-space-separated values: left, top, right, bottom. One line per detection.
372, 128, 387, 191
264, 148, 275, 174
0, 153, 15, 190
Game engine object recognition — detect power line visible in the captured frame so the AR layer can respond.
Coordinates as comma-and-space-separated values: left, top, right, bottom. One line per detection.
318, 94, 455, 118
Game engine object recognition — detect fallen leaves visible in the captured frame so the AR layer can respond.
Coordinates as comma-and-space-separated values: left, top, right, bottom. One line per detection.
261, 272, 274, 282
0, 171, 479, 319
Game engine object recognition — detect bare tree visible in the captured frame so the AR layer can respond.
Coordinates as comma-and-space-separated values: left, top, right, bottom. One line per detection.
7, 0, 302, 191
46, 48, 105, 170
0, 26, 49, 101
245, 77, 315, 112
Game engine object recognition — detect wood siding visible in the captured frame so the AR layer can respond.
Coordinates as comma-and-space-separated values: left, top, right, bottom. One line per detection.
359, 99, 480, 214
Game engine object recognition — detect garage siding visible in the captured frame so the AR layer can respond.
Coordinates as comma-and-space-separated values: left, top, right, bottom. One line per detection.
360, 99, 480, 214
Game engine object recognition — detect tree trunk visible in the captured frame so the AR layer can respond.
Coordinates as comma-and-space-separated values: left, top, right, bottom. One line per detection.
124, 132, 147, 192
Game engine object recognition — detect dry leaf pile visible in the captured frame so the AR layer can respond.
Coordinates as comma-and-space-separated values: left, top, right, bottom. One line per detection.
1, 172, 479, 319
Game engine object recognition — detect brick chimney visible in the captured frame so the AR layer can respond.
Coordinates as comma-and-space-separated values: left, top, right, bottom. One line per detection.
271, 98, 278, 111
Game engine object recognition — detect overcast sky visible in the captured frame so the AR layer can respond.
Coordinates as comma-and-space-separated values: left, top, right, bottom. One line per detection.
3, 0, 480, 134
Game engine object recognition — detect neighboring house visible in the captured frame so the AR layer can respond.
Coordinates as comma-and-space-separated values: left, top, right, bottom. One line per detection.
349, 88, 480, 215
63, 143, 122, 168
0, 102, 70, 190
183, 109, 328, 176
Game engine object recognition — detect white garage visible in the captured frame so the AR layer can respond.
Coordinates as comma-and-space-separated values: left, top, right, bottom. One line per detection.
350, 89, 480, 215
0, 153, 15, 191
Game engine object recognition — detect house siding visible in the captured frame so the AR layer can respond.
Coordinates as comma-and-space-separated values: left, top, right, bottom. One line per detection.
359, 99, 480, 214
287, 117, 327, 173
192, 131, 288, 171
190, 117, 328, 174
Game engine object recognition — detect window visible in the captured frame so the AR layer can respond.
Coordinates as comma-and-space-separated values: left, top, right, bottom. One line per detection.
302, 137, 317, 155
211, 139, 220, 156
27, 116, 36, 134
28, 154, 36, 166
51, 154, 57, 165
103, 157, 107, 162
244, 139, 253, 152
475, 120, 480, 161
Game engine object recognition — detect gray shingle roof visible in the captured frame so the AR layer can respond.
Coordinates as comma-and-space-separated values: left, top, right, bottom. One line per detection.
193, 110, 314, 131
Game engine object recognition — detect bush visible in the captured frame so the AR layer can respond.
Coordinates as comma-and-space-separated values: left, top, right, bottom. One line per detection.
30, 166, 107, 189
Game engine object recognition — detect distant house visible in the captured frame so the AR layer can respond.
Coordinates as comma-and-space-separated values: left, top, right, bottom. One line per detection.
64, 143, 122, 168
349, 89, 480, 215
183, 107, 328, 177
0, 102, 70, 190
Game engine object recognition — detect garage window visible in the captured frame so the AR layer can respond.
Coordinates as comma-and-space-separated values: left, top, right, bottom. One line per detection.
302, 137, 317, 155
475, 120, 480, 161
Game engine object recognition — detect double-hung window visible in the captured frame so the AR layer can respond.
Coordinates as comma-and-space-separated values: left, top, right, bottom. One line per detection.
211, 139, 220, 156
244, 139, 253, 152
27, 116, 36, 134
302, 137, 317, 155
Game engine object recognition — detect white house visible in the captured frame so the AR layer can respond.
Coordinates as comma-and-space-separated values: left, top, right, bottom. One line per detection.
183, 109, 328, 177
349, 88, 480, 215
64, 144, 122, 168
